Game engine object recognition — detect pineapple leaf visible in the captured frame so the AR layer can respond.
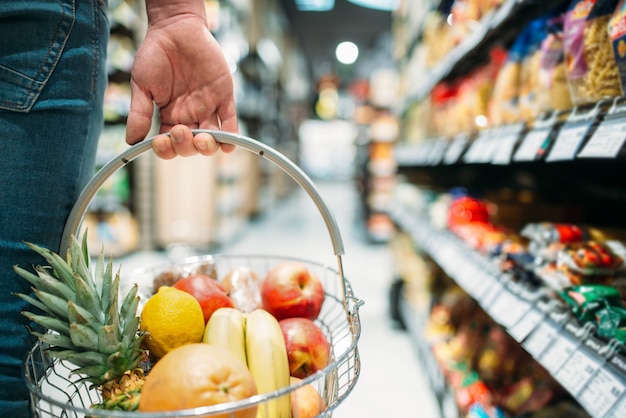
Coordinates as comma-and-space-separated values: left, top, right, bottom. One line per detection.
23, 242, 76, 291
51, 349, 109, 369
69, 236, 93, 291
74, 272, 104, 323
32, 289, 69, 320
99, 259, 113, 320
94, 249, 106, 303
68, 300, 100, 327
13, 265, 73, 302
14, 292, 56, 317
98, 325, 120, 355
69, 323, 99, 351
71, 365, 109, 385
33, 331, 77, 350
81, 233, 90, 270
21, 312, 70, 335
33, 266, 76, 301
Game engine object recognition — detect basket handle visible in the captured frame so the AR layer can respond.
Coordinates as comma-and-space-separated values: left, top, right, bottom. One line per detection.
60, 130, 360, 311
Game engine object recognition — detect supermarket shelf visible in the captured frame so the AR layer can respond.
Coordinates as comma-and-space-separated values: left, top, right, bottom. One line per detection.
396, 98, 626, 169
399, 292, 460, 418
400, 0, 571, 110
389, 203, 626, 418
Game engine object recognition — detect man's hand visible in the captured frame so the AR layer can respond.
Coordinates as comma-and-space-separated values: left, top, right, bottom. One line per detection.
126, 2, 237, 158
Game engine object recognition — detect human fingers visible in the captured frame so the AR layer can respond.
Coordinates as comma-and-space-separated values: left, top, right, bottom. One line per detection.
151, 125, 197, 159
126, 80, 155, 145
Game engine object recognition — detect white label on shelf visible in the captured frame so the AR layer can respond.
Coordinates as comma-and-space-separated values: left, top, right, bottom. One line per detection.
470, 271, 496, 300
443, 134, 468, 165
509, 307, 544, 342
555, 349, 603, 396
489, 290, 524, 328
605, 395, 626, 418
513, 129, 550, 161
538, 334, 578, 374
546, 124, 591, 162
479, 279, 504, 307
578, 368, 625, 418
523, 321, 558, 357
578, 119, 626, 158
492, 126, 524, 165
503, 297, 533, 330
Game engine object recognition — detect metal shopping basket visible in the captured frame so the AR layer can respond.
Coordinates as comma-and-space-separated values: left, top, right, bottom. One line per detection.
23, 130, 363, 418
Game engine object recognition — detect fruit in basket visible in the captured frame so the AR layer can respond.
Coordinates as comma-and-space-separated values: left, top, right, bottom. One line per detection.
138, 343, 257, 417
173, 273, 234, 323
261, 262, 325, 321
13, 235, 146, 411
140, 286, 205, 359
203, 307, 248, 365
245, 308, 291, 418
289, 376, 324, 418
279, 318, 330, 379
221, 266, 263, 313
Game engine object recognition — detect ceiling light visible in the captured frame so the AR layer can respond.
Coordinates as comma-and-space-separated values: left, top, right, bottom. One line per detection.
347, 0, 398, 11
296, 0, 334, 11
336, 41, 359, 65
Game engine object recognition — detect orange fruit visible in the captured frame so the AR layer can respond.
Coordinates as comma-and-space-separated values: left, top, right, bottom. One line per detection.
139, 343, 258, 418
290, 376, 324, 418
139, 286, 205, 359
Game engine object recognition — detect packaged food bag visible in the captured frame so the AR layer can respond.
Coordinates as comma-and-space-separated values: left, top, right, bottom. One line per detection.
564, 0, 621, 104
608, 0, 626, 94
537, 15, 574, 112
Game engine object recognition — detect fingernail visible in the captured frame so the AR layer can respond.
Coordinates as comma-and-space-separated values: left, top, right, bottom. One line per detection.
196, 139, 208, 152
172, 131, 184, 143
155, 138, 168, 152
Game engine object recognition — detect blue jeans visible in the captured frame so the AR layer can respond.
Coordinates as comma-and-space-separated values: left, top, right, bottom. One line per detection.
0, 1, 109, 416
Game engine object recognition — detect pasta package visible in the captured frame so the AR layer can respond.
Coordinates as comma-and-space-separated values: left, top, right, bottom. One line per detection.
564, 0, 621, 104
609, 0, 626, 94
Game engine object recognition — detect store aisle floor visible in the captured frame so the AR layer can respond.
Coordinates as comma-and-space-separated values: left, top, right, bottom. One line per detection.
215, 181, 440, 418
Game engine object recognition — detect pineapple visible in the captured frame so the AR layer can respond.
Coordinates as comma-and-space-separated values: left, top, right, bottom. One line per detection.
14, 234, 146, 411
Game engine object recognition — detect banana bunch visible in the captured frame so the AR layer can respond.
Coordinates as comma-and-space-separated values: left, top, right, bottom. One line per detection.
204, 307, 291, 418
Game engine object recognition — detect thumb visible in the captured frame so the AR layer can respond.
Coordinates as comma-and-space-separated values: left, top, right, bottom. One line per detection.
126, 82, 155, 145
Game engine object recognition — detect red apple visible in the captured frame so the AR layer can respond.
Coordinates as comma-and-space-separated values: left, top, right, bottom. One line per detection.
290, 376, 324, 418
261, 262, 325, 321
279, 317, 330, 379
173, 273, 234, 324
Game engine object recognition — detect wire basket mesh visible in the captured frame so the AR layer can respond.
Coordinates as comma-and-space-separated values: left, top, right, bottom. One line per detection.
22, 131, 363, 418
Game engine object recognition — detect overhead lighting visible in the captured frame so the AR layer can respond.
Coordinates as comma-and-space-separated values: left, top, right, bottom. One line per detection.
336, 41, 359, 65
347, 0, 397, 11
296, 0, 334, 11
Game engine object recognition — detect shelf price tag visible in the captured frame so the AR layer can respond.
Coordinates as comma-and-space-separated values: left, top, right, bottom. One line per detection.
578, 368, 625, 418
479, 279, 504, 308
523, 320, 559, 357
513, 128, 552, 161
509, 307, 544, 342
492, 122, 525, 165
443, 133, 469, 165
555, 349, 603, 396
546, 123, 593, 162
488, 290, 527, 329
605, 395, 626, 418
578, 117, 626, 159
538, 333, 579, 374
464, 129, 493, 163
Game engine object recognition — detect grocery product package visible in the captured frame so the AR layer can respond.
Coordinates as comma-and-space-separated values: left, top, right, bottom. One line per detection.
608, 0, 626, 94
563, 0, 622, 105
537, 14, 574, 113
518, 17, 550, 121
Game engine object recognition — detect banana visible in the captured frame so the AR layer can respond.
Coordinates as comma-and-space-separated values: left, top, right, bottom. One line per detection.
245, 308, 291, 418
203, 307, 248, 366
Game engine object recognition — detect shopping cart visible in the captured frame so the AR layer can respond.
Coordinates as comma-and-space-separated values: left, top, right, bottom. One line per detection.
23, 130, 363, 418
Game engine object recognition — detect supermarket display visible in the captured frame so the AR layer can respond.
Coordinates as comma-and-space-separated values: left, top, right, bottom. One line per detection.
21, 131, 362, 417
391, 0, 626, 417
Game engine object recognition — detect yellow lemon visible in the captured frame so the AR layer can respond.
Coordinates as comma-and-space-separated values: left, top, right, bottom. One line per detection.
140, 286, 205, 359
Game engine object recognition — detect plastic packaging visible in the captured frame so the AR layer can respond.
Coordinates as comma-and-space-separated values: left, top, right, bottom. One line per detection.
564, 0, 622, 105
608, 0, 626, 94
